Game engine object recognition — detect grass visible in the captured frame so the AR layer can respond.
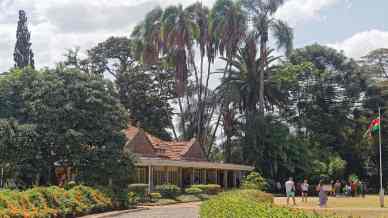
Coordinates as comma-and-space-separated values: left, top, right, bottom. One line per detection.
274, 195, 388, 218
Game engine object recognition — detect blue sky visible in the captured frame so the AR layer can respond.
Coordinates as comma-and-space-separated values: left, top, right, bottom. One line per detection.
0, 0, 387, 72
292, 0, 388, 47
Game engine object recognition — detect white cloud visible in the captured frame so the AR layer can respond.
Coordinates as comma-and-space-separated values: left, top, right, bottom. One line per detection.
328, 29, 388, 59
0, 0, 220, 72
275, 0, 345, 26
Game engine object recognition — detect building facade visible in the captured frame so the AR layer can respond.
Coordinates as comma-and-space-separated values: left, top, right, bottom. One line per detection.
124, 125, 254, 191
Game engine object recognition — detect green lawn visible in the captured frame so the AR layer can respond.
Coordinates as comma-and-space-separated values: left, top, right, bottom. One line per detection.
274, 196, 388, 218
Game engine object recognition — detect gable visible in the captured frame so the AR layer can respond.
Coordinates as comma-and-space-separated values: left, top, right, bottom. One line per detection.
181, 139, 206, 160
125, 128, 156, 156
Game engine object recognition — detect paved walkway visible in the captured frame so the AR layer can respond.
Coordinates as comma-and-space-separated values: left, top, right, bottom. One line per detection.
114, 202, 200, 218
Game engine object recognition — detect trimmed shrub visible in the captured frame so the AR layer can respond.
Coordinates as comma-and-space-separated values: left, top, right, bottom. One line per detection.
200, 189, 329, 218
128, 192, 137, 205
155, 184, 180, 198
185, 187, 203, 195
191, 184, 221, 195
242, 171, 267, 190
128, 183, 149, 201
150, 192, 162, 199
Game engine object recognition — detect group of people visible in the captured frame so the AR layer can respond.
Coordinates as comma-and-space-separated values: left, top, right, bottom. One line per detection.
282, 177, 368, 207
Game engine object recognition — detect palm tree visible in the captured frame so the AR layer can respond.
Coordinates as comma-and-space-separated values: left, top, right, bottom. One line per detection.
160, 4, 199, 97
210, 0, 247, 70
242, 0, 293, 115
217, 33, 289, 163
131, 7, 164, 65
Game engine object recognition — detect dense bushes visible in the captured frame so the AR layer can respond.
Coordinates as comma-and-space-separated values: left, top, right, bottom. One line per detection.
242, 172, 267, 190
128, 183, 149, 201
191, 184, 221, 195
0, 185, 115, 217
200, 189, 328, 218
155, 184, 180, 198
185, 187, 203, 195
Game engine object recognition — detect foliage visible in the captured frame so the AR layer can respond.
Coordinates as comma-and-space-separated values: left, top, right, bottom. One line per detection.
242, 172, 267, 190
14, 10, 34, 69
155, 184, 181, 198
0, 67, 134, 191
200, 189, 329, 218
348, 174, 359, 183
128, 184, 149, 201
184, 187, 203, 195
150, 192, 162, 199
190, 184, 221, 195
0, 185, 115, 217
0, 119, 37, 188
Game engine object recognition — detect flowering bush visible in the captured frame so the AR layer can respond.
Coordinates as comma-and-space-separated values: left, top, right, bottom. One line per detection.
0, 185, 114, 217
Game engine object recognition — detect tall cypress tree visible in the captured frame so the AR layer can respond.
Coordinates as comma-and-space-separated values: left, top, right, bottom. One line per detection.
14, 10, 34, 69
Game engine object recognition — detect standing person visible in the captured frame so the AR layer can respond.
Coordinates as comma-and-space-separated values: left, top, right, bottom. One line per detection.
351, 181, 357, 197
317, 180, 328, 207
276, 181, 282, 194
301, 179, 309, 203
334, 180, 342, 196
285, 177, 296, 206
359, 180, 367, 198
330, 180, 335, 196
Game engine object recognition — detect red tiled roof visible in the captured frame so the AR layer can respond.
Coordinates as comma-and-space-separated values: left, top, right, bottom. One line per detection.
145, 132, 196, 160
124, 125, 140, 142
125, 125, 199, 160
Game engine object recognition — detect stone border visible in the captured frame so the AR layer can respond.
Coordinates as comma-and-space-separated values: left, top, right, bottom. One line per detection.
79, 208, 148, 218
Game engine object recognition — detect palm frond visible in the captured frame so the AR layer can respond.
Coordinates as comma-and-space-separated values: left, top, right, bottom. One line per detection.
271, 19, 293, 57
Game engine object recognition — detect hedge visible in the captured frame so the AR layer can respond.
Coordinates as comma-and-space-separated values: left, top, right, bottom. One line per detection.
128, 184, 149, 202
155, 185, 180, 198
185, 187, 202, 195
0, 185, 115, 217
200, 189, 330, 218
191, 184, 221, 195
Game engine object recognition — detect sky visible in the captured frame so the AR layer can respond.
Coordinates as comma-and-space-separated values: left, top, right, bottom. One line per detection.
0, 0, 388, 72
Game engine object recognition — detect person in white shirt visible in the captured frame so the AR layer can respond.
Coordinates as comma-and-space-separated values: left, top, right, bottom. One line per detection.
285, 177, 296, 205
301, 179, 309, 203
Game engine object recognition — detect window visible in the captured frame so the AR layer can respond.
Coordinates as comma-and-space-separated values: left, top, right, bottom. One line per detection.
135, 167, 148, 184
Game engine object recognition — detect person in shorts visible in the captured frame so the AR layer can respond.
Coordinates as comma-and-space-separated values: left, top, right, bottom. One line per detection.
285, 177, 296, 205
301, 179, 309, 202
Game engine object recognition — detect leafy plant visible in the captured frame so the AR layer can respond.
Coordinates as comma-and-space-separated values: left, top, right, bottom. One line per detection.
200, 189, 330, 218
190, 184, 221, 195
185, 187, 203, 195
242, 172, 267, 190
128, 184, 149, 201
155, 184, 180, 198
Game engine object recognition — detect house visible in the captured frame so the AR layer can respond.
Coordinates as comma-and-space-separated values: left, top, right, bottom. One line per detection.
124, 125, 254, 191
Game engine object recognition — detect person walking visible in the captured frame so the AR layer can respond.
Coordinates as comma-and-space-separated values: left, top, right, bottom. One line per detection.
301, 179, 309, 203
285, 177, 296, 206
317, 180, 328, 207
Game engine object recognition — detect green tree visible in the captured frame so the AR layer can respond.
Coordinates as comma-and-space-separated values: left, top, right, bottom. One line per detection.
360, 48, 388, 79
14, 10, 34, 69
0, 67, 134, 188
241, 0, 293, 115
285, 44, 366, 181
0, 119, 37, 187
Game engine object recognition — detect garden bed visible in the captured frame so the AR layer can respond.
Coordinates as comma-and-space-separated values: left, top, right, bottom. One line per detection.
0, 185, 128, 218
